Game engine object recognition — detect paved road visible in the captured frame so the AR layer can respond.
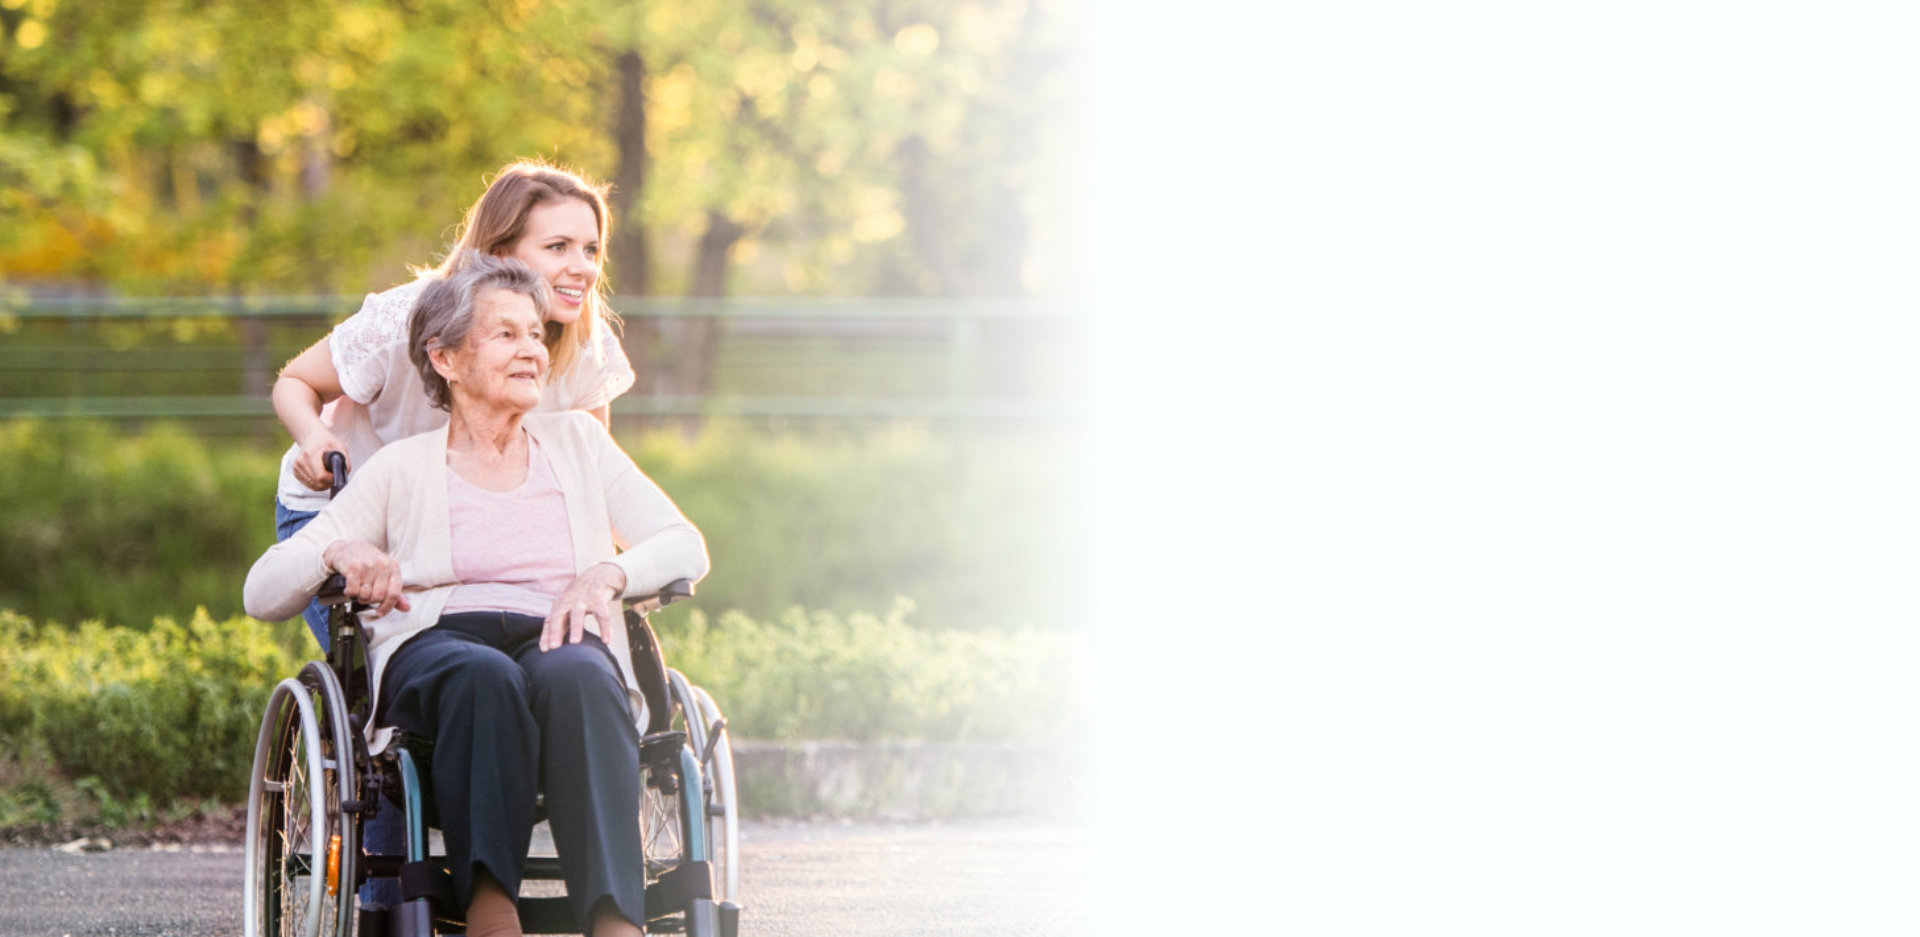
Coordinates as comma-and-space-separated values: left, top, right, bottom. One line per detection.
0, 820, 1088, 937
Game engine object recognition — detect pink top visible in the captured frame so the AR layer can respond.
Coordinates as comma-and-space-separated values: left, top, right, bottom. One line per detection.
443, 436, 578, 619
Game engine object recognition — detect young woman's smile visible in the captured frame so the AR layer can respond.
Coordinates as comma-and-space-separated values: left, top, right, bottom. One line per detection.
508, 199, 601, 326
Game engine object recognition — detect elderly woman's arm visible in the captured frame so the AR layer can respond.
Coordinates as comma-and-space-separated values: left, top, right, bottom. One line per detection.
540, 418, 711, 651
593, 430, 710, 596
244, 460, 403, 620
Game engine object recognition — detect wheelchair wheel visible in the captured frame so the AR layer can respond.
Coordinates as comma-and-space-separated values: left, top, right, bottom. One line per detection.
689, 683, 739, 906
641, 669, 707, 881
640, 759, 687, 879
667, 670, 709, 767
244, 664, 358, 937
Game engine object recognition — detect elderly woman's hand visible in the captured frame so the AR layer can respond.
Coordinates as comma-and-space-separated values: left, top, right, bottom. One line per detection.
543, 562, 627, 652
322, 539, 411, 617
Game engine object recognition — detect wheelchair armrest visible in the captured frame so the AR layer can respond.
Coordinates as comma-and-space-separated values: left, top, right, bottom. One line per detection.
629, 578, 695, 615
317, 573, 350, 607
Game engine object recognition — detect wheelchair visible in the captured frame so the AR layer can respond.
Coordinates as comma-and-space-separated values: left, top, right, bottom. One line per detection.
243, 457, 740, 937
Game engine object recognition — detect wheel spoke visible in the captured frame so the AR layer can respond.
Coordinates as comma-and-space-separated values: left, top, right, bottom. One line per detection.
248, 671, 354, 937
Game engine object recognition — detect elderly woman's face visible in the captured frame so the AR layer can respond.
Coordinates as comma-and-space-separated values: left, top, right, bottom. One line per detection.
506, 198, 601, 326
442, 288, 550, 414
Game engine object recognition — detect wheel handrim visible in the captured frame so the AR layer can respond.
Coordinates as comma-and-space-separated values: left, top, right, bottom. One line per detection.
243, 676, 350, 937
691, 685, 739, 904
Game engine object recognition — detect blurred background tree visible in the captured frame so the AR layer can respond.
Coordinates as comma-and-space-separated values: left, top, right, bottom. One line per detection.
0, 0, 1081, 301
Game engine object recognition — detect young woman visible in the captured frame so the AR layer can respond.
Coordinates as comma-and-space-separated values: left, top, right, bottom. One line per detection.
272, 160, 635, 649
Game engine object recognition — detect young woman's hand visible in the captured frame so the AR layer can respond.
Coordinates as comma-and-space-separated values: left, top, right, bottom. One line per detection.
291, 426, 349, 490
543, 562, 627, 652
322, 540, 411, 617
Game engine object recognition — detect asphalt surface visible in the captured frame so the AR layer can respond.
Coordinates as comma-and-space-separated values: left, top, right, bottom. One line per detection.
0, 820, 1088, 937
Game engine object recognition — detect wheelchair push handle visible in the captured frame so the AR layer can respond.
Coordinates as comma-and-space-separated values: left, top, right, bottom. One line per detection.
316, 451, 352, 600
325, 449, 349, 498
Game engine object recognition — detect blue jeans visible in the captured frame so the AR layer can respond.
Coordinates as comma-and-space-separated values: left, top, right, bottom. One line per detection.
274, 498, 404, 908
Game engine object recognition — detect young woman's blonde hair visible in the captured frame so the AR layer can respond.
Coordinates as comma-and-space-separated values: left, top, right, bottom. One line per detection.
434, 159, 620, 379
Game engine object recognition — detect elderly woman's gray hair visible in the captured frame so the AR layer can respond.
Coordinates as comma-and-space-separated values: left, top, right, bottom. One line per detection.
408, 250, 553, 411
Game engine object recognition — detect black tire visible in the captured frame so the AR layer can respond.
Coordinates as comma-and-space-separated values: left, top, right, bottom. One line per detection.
244, 667, 357, 937
688, 684, 739, 906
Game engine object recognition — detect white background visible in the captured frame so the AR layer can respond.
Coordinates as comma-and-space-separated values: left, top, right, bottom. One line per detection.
1083, 2, 1920, 932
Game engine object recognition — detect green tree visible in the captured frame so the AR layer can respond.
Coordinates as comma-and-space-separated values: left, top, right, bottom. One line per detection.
0, 0, 1080, 301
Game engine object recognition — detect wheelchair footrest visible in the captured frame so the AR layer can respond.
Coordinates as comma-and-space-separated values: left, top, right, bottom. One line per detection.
362, 899, 434, 937
400, 860, 455, 910
646, 859, 714, 919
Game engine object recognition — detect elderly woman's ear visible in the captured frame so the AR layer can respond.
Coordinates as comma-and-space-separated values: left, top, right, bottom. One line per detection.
428, 342, 460, 385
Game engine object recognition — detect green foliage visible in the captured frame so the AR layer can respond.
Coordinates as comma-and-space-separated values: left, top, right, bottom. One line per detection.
0, 601, 1080, 818
659, 600, 1088, 743
0, 0, 1077, 296
629, 419, 1089, 632
0, 779, 62, 827
0, 608, 301, 804
0, 418, 1087, 634
0, 420, 282, 628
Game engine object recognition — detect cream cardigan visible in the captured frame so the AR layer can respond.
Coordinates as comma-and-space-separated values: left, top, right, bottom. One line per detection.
244, 411, 709, 753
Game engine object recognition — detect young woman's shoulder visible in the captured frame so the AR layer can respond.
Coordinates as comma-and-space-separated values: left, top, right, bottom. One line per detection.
550, 316, 635, 409
337, 278, 429, 344
331, 276, 433, 399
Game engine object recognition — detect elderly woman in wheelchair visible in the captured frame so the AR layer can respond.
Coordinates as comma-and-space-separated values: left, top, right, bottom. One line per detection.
244, 251, 712, 937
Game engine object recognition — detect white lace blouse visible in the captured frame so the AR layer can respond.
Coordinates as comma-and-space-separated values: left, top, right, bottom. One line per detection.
274, 277, 636, 511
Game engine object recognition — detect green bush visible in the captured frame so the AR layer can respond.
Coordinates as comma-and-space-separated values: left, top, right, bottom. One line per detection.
0, 608, 300, 803
630, 420, 1090, 634
659, 601, 1090, 744
0, 420, 282, 629
0, 418, 1089, 634
0, 602, 1084, 817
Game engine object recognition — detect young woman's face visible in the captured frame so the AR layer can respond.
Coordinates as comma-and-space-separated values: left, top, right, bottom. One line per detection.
439, 288, 550, 415
505, 198, 601, 325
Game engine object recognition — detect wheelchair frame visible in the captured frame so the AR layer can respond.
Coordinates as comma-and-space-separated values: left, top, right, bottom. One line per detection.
242, 454, 739, 937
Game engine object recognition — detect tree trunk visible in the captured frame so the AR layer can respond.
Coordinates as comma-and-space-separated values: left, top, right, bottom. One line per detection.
610, 48, 651, 297
230, 139, 274, 407
895, 135, 964, 294
690, 209, 744, 300
610, 46, 655, 429
668, 210, 743, 435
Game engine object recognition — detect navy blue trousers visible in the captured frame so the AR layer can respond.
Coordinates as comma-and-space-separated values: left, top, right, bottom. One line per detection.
378, 611, 646, 929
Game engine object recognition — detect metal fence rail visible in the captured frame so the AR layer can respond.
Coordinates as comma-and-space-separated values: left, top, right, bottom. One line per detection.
0, 296, 1088, 427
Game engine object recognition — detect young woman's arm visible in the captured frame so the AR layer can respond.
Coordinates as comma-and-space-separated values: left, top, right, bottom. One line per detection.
273, 338, 350, 490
